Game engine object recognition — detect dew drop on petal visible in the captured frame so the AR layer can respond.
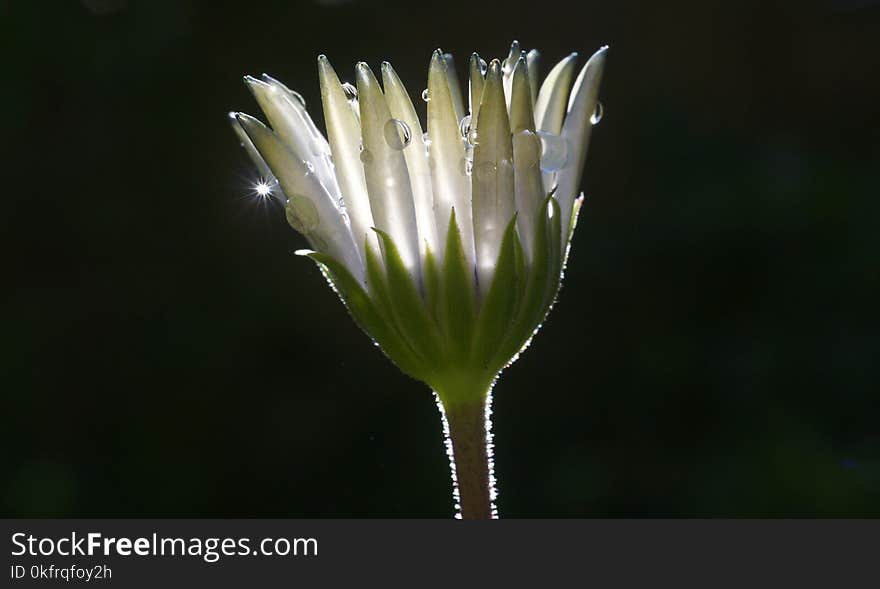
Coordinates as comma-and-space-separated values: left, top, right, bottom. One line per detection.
304, 160, 315, 174
359, 148, 374, 164
459, 157, 473, 176
459, 115, 479, 148
254, 179, 273, 197
421, 88, 430, 102
590, 101, 604, 125
383, 118, 412, 150
285, 196, 319, 234
341, 82, 358, 101
459, 115, 472, 139
537, 130, 568, 172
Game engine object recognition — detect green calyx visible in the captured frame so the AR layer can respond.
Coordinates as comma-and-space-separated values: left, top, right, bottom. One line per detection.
301, 194, 574, 408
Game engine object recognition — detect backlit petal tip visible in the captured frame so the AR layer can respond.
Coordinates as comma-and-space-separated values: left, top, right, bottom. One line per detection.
441, 53, 466, 121
243, 73, 323, 176
555, 45, 608, 250
525, 49, 540, 105
468, 53, 486, 121
508, 56, 534, 133
228, 111, 275, 183
260, 73, 307, 105
242, 74, 269, 89
566, 45, 608, 114
505, 40, 521, 66
258, 72, 338, 184
534, 52, 579, 135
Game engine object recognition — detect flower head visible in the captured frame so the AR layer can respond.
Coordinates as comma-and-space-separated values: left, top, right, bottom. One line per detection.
230, 41, 607, 403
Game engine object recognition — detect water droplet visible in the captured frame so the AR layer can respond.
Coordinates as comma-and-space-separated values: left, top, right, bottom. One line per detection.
341, 82, 358, 101
359, 148, 374, 164
590, 101, 604, 125
383, 118, 412, 150
459, 157, 473, 176
459, 115, 472, 139
285, 196, 319, 234
513, 130, 541, 169
473, 161, 496, 182
536, 130, 568, 172
421, 88, 430, 102
337, 197, 349, 222
304, 160, 315, 173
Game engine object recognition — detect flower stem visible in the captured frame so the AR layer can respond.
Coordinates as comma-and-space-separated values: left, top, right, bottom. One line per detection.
436, 392, 496, 520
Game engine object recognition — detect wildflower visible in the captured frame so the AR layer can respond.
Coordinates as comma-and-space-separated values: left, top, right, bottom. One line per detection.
230, 41, 607, 518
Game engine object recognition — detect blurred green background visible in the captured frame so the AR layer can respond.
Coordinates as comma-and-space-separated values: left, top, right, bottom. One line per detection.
1, 0, 878, 516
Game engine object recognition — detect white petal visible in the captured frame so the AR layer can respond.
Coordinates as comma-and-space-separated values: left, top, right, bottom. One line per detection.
468, 53, 486, 121
318, 55, 378, 264
243, 76, 339, 201
428, 49, 475, 268
442, 53, 466, 124
533, 52, 578, 134
259, 74, 342, 199
228, 111, 275, 183
556, 46, 608, 249
382, 61, 439, 257
501, 40, 521, 110
472, 60, 515, 293
236, 113, 363, 280
525, 49, 540, 107
508, 59, 544, 263
355, 62, 422, 279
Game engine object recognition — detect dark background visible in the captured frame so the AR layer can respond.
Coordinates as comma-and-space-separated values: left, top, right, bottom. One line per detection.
2, 0, 878, 517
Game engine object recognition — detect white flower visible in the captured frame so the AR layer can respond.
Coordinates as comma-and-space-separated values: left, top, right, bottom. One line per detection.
230, 40, 607, 519
230, 40, 606, 400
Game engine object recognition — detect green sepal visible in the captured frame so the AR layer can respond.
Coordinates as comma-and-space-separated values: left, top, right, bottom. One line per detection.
472, 215, 521, 371
491, 194, 559, 368
423, 246, 441, 322
364, 242, 396, 326
563, 196, 585, 268
372, 228, 444, 364
542, 196, 563, 311
439, 208, 476, 363
299, 251, 426, 379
